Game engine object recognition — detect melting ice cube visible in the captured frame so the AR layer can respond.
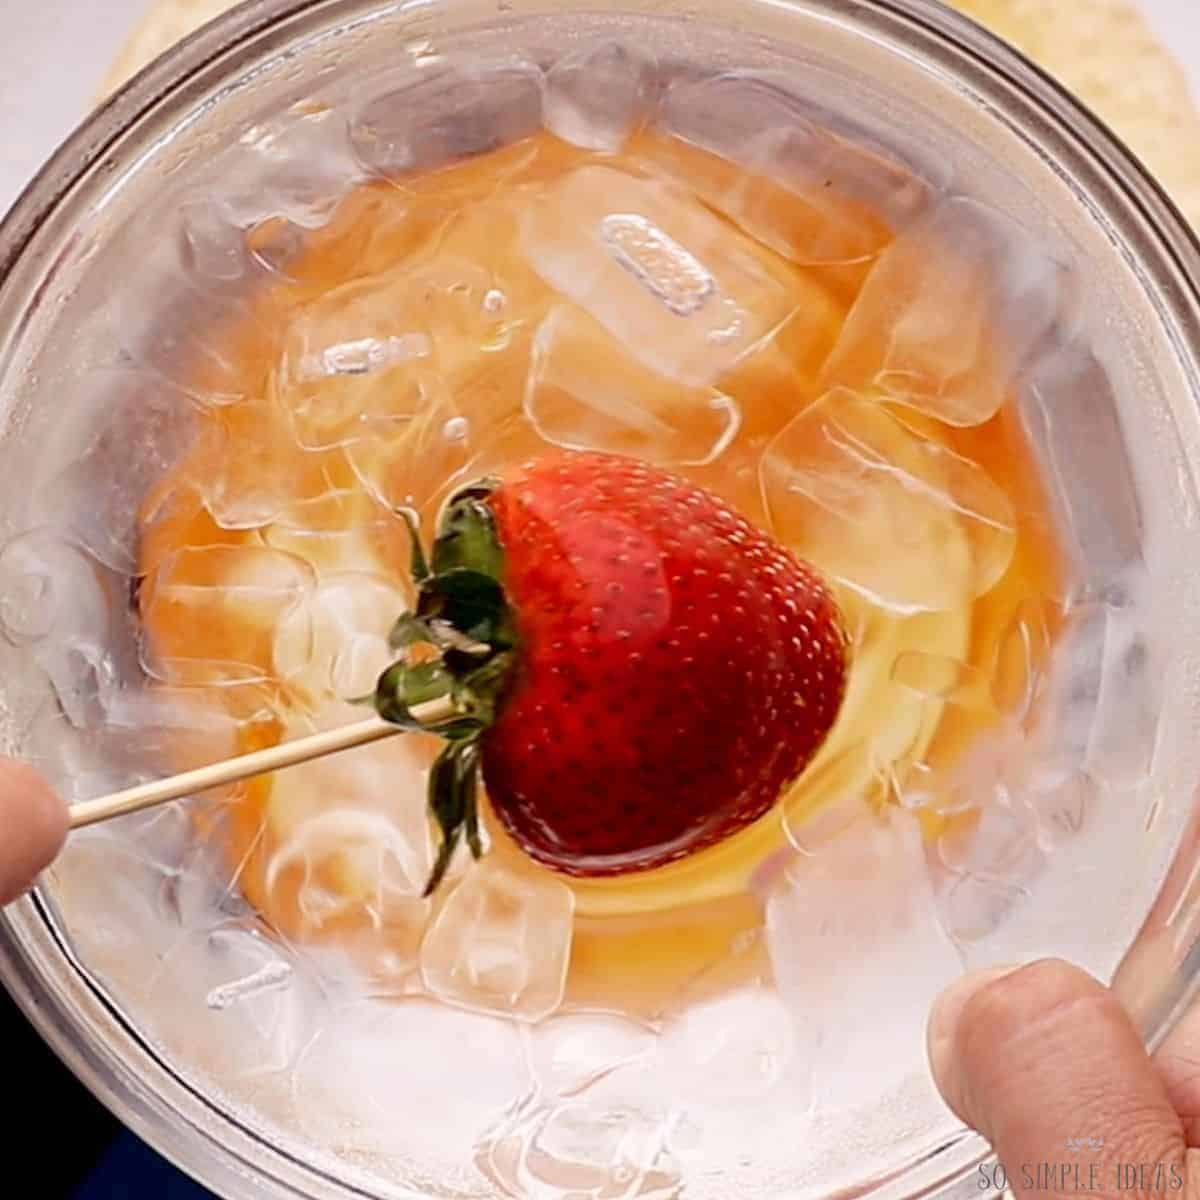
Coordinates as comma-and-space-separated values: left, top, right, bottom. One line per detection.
351, 60, 544, 177
651, 70, 933, 266
37, 367, 199, 575
525, 305, 740, 465
760, 388, 1016, 613
479, 1063, 680, 1200
544, 41, 657, 153
264, 488, 409, 576
272, 571, 410, 701
293, 997, 526, 1159
1023, 601, 1162, 792
145, 924, 318, 1080
139, 544, 315, 686
278, 275, 437, 451
765, 810, 963, 1113
420, 860, 575, 1021
823, 196, 1072, 427
529, 1011, 658, 1097
1017, 343, 1144, 595
519, 164, 795, 386
658, 986, 796, 1106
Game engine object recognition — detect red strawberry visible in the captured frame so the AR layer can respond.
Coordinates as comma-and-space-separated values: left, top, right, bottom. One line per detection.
372, 451, 848, 894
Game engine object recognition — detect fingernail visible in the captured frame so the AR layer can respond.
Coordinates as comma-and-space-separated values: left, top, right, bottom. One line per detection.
928, 965, 1022, 1103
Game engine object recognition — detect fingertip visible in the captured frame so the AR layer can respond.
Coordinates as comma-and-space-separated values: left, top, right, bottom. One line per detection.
0, 760, 69, 906
927, 963, 1024, 1118
927, 957, 1185, 1176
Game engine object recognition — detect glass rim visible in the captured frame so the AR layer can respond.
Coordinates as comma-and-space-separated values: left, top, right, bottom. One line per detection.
1, 1, 1199, 1197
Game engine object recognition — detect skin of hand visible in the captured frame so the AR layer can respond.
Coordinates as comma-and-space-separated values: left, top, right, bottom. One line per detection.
927, 961, 1200, 1200
0, 762, 68, 906
928, 957, 1200, 1200
925, 792, 1200, 1199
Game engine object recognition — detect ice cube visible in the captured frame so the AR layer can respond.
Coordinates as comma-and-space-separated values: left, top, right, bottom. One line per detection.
183, 404, 348, 531
139, 544, 315, 686
1023, 602, 1106, 789
992, 595, 1054, 719
896, 734, 1013, 823
272, 572, 410, 701
344, 387, 475, 515
226, 101, 364, 230
0, 530, 129, 727
760, 389, 1016, 612
1021, 771, 1095, 848
658, 986, 795, 1106
92, 685, 277, 801
49, 832, 182, 977
420, 860, 575, 1021
112, 297, 259, 411
293, 997, 527, 1158
145, 924, 320, 1080
205, 958, 294, 1011
765, 810, 963, 1113
178, 198, 255, 286
649, 71, 932, 266
351, 60, 544, 177
264, 488, 409, 576
519, 164, 795, 387
37, 367, 199, 574
937, 873, 1029, 945
933, 799, 1046, 957
936, 800, 1044, 882
525, 305, 740, 465
1017, 344, 1143, 597
528, 1011, 658, 1097
890, 653, 1001, 807
159, 831, 255, 932
262, 708, 436, 949
243, 215, 307, 279
544, 41, 657, 152
264, 809, 431, 941
823, 197, 1072, 427
277, 274, 439, 451
479, 1063, 679, 1200
0, 529, 106, 649
1022, 601, 1160, 791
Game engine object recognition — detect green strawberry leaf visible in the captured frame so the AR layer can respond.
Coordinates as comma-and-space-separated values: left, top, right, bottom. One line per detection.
432, 492, 504, 580
374, 660, 455, 728
370, 477, 518, 898
423, 735, 483, 897
388, 611, 430, 653
398, 507, 432, 583
454, 650, 517, 725
418, 568, 512, 647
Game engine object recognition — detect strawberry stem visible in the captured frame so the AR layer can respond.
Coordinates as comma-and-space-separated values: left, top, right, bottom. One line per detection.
372, 479, 516, 897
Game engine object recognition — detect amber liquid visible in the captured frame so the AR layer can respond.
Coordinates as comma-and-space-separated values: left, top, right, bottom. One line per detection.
138, 132, 1066, 1018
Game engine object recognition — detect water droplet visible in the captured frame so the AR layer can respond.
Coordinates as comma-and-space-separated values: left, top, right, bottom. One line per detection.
483, 288, 507, 314
443, 417, 470, 443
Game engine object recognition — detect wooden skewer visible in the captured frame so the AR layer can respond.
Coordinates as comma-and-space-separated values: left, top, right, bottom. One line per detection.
67, 695, 459, 831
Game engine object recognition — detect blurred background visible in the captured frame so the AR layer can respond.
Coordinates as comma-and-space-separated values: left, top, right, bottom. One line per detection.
1, 0, 1199, 1195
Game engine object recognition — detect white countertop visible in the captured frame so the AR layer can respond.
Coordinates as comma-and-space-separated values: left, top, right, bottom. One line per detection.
0, 0, 1198, 219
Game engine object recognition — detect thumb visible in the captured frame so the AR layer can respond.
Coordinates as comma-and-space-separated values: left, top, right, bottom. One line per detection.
927, 959, 1191, 1200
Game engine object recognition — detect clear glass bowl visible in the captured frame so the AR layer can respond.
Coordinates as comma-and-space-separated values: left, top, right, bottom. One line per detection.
3, 2, 1200, 1199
